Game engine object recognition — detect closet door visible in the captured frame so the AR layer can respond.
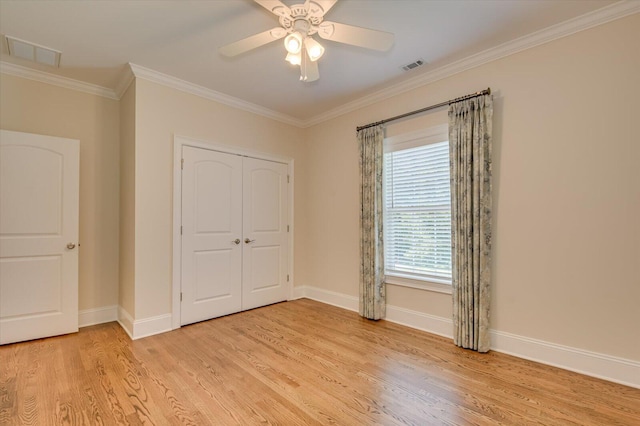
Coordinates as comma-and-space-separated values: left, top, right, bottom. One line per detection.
181, 147, 242, 326
242, 157, 289, 310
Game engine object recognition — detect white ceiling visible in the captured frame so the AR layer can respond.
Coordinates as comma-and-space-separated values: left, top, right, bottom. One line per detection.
0, 0, 620, 122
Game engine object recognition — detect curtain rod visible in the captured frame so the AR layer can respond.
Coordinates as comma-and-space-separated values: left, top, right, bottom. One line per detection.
356, 87, 491, 133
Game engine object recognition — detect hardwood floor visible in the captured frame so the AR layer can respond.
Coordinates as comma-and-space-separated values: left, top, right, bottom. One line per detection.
1, 299, 639, 425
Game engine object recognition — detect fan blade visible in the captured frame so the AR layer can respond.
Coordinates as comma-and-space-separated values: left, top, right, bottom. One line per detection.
318, 21, 394, 51
219, 27, 286, 57
254, 0, 291, 17
301, 54, 319, 82
306, 0, 338, 18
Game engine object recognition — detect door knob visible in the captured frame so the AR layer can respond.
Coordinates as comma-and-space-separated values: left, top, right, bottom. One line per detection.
66, 243, 76, 250
244, 238, 255, 244
232, 239, 241, 245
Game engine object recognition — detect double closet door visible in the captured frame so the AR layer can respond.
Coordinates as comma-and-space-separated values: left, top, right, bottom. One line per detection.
180, 146, 289, 326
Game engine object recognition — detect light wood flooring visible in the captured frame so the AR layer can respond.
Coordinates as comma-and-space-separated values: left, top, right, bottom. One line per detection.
1, 298, 639, 425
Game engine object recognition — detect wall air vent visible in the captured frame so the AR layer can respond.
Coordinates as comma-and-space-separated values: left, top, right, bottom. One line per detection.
401, 59, 425, 72
5, 35, 61, 67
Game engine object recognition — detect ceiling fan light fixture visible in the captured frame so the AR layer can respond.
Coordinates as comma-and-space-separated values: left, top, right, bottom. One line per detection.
219, 0, 396, 82
304, 37, 325, 61
284, 32, 303, 54
285, 51, 301, 65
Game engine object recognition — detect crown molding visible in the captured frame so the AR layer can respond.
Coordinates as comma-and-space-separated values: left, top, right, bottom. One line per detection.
1, 1, 637, 128
0, 61, 118, 100
301, 0, 640, 128
127, 63, 305, 128
114, 64, 135, 99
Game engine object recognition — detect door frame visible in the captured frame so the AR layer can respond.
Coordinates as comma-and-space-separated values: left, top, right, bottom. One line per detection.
172, 134, 295, 330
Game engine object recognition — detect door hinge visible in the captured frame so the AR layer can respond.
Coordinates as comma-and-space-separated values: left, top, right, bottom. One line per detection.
180, 225, 183, 235
181, 158, 184, 170
180, 292, 183, 302
287, 175, 290, 183
287, 274, 290, 282
287, 225, 289, 232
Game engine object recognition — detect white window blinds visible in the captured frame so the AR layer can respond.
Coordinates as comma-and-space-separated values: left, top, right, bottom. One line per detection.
384, 140, 452, 282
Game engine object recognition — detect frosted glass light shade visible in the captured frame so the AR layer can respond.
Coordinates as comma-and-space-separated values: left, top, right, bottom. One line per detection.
285, 52, 301, 65
284, 32, 303, 54
304, 37, 325, 61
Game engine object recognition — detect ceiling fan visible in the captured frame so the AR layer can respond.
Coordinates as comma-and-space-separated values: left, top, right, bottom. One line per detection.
219, 0, 394, 82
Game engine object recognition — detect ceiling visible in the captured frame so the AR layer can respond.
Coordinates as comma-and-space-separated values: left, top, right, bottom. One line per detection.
0, 0, 619, 122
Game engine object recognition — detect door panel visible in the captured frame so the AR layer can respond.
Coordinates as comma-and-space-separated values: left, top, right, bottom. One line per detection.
242, 157, 288, 310
0, 130, 79, 345
0, 145, 63, 235
0, 255, 63, 317
181, 147, 242, 325
194, 249, 233, 300
249, 245, 281, 290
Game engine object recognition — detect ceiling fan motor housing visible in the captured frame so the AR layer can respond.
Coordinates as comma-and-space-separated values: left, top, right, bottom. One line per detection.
279, 3, 323, 36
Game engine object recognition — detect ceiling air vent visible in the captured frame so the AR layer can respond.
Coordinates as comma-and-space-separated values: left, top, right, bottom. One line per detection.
5, 35, 61, 67
401, 59, 425, 72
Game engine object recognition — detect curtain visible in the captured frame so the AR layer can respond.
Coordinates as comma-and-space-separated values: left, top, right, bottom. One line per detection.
448, 94, 493, 352
357, 125, 386, 320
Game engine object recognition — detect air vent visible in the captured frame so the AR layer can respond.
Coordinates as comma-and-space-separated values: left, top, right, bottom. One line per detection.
401, 59, 425, 72
5, 36, 61, 67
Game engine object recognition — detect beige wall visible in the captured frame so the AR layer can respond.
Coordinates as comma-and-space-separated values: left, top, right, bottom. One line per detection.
0, 73, 121, 312
132, 79, 306, 319
302, 14, 640, 360
1, 12, 637, 364
119, 80, 136, 317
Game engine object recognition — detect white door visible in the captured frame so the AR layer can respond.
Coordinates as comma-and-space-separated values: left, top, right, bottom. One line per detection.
242, 157, 288, 311
180, 146, 289, 325
181, 146, 243, 326
0, 130, 79, 345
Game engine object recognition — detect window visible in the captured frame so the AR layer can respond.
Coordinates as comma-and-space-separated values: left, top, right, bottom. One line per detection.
383, 125, 452, 293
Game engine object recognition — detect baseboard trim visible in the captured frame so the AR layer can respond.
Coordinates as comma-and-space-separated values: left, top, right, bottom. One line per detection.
115, 307, 173, 340
78, 305, 118, 328
302, 286, 358, 311
117, 306, 134, 339
490, 330, 640, 389
132, 313, 173, 340
297, 286, 640, 389
385, 304, 453, 339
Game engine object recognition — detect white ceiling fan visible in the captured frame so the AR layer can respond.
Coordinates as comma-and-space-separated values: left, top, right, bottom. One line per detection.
219, 0, 394, 82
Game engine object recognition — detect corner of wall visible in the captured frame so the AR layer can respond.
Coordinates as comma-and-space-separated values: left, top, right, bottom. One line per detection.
117, 305, 134, 339
118, 78, 136, 319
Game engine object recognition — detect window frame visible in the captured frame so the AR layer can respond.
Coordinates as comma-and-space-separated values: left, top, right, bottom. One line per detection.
383, 124, 452, 295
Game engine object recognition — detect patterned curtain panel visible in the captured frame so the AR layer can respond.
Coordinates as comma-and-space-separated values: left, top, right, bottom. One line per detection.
448, 95, 493, 352
357, 125, 386, 320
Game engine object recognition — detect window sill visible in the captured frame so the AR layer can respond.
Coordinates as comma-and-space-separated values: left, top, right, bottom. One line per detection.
385, 274, 452, 295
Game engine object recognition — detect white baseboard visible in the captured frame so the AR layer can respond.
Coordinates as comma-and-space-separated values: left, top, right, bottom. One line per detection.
297, 285, 640, 389
302, 285, 359, 311
299, 285, 453, 337
117, 306, 134, 339
132, 313, 173, 340
490, 330, 640, 389
78, 305, 118, 328
116, 306, 172, 340
385, 304, 453, 339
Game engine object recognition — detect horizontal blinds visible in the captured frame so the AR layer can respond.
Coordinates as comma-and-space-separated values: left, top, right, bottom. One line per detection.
384, 141, 452, 281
